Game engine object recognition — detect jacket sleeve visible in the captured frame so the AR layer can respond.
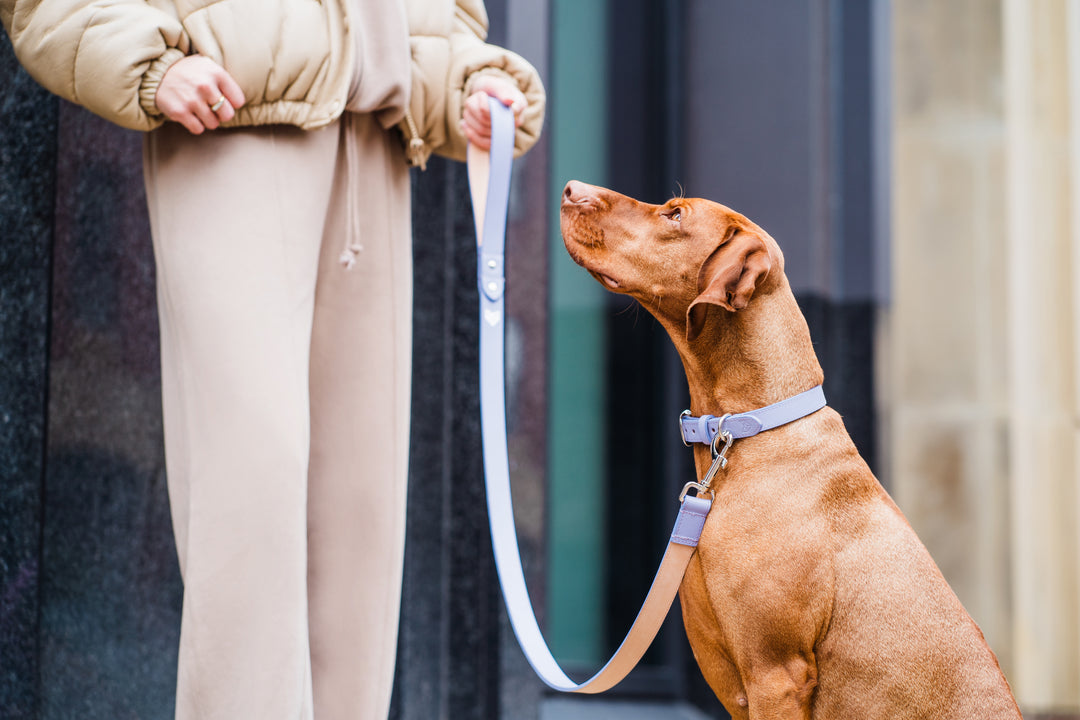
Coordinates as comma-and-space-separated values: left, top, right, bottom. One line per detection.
1, 0, 188, 131
403, 0, 545, 167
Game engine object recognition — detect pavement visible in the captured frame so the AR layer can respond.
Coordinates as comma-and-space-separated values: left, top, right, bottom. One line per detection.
540, 697, 715, 720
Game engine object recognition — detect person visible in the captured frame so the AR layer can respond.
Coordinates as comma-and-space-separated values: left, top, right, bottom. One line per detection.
0, 0, 544, 717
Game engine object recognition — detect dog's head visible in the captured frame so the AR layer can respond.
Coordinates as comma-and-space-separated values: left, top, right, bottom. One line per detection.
559, 181, 784, 342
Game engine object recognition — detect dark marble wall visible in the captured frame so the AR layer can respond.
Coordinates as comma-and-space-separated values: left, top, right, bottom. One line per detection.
392, 158, 502, 720
0, 33, 56, 720
2, 31, 185, 713
38, 102, 181, 719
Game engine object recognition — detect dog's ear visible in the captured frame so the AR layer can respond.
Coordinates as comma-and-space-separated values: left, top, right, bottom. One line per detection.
686, 227, 772, 341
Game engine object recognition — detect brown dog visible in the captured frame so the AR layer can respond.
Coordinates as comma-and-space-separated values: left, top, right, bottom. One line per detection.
560, 180, 1021, 719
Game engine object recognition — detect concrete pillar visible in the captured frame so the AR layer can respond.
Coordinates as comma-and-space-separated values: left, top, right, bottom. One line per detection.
888, 0, 1013, 670
889, 0, 1080, 712
1003, 0, 1079, 709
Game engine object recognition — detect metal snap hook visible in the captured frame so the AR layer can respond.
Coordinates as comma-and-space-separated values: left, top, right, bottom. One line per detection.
711, 414, 734, 465
679, 481, 710, 502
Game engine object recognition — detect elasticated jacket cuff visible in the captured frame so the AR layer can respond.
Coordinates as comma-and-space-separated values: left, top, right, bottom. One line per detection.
139, 48, 187, 119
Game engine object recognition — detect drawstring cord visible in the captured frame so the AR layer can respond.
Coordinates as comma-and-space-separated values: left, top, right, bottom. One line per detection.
403, 109, 427, 171
340, 109, 429, 269
339, 113, 365, 270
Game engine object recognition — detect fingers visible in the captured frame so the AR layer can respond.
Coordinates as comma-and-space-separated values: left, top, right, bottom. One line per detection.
462, 122, 490, 149
156, 75, 207, 134
468, 75, 528, 127
485, 85, 527, 125
462, 75, 530, 148
462, 92, 493, 148
192, 82, 223, 131
155, 55, 247, 135
216, 72, 246, 123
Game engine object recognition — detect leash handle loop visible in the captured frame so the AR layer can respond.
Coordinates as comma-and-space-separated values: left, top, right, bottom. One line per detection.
470, 97, 710, 694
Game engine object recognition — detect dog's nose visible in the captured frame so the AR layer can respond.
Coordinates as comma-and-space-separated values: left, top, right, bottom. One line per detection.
563, 180, 595, 206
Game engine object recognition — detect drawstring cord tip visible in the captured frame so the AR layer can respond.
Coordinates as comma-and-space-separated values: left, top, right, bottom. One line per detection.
408, 137, 427, 171
339, 243, 364, 270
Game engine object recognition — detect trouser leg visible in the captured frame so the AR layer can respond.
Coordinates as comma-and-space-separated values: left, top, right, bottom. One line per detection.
307, 112, 412, 719
144, 121, 340, 720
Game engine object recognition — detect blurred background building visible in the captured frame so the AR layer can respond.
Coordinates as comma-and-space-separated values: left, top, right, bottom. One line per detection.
1, 1, 1077, 718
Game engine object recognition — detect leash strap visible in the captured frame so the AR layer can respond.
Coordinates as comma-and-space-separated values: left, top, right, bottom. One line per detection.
469, 97, 712, 693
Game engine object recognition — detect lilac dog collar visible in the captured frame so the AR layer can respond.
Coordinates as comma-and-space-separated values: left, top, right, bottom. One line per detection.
679, 385, 827, 446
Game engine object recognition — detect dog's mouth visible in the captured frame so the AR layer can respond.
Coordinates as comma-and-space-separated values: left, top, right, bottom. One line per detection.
564, 239, 624, 291
592, 271, 620, 289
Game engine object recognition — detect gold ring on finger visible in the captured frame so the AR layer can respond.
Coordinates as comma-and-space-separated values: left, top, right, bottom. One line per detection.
210, 96, 226, 113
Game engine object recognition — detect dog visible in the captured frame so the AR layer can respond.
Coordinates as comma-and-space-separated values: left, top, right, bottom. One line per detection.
560, 180, 1022, 719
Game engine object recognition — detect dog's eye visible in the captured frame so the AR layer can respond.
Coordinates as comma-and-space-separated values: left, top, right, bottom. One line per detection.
665, 207, 682, 223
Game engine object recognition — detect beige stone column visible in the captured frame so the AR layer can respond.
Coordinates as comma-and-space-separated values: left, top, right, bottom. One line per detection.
1003, 0, 1079, 709
889, 0, 1013, 675
888, 0, 1080, 713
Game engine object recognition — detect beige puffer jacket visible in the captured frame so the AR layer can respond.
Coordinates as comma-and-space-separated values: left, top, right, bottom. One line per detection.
0, 0, 544, 166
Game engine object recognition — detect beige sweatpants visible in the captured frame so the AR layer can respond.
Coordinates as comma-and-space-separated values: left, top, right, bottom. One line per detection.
143, 113, 412, 720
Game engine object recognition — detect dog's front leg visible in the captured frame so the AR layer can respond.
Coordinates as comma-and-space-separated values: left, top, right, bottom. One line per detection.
682, 567, 819, 720
741, 656, 817, 720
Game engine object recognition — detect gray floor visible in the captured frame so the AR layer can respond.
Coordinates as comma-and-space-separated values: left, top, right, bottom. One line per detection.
540, 698, 715, 720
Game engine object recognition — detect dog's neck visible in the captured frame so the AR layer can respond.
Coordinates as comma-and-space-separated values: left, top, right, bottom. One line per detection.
670, 281, 824, 417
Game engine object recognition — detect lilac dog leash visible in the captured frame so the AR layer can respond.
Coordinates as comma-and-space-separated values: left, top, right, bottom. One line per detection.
469, 98, 827, 692
469, 98, 711, 693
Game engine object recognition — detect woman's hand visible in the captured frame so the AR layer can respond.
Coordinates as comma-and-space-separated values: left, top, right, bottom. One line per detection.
461, 74, 527, 150
155, 55, 246, 135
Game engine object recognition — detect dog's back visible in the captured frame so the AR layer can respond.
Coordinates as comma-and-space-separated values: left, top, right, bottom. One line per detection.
816, 498, 1021, 718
